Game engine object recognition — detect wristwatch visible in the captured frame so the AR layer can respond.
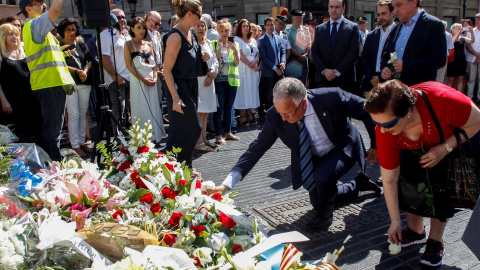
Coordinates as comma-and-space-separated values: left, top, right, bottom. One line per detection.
443, 141, 453, 153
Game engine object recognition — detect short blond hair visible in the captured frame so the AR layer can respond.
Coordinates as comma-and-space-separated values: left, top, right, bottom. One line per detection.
217, 21, 231, 32
0, 24, 24, 58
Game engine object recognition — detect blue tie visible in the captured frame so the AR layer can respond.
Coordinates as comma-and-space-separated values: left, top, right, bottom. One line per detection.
331, 22, 338, 46
298, 119, 315, 192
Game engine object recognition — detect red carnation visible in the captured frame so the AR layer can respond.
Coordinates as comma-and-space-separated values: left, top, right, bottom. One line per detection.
165, 163, 175, 171
195, 182, 202, 189
140, 193, 153, 204
190, 224, 204, 236
150, 203, 161, 214
211, 192, 223, 202
161, 187, 179, 199
112, 209, 123, 220
119, 161, 131, 172
169, 212, 183, 227
178, 179, 187, 186
232, 244, 243, 254
137, 146, 149, 154
218, 212, 236, 229
130, 170, 140, 183
162, 234, 176, 247
156, 152, 164, 159
120, 147, 130, 155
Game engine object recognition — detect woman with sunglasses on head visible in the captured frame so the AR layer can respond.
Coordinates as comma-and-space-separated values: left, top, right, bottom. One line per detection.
364, 80, 480, 267
163, 0, 208, 167
58, 18, 92, 157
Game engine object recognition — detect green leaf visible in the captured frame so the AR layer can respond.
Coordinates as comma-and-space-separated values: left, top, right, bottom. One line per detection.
185, 214, 192, 222
58, 211, 72, 218
179, 216, 185, 229
204, 224, 212, 234
169, 199, 175, 208
199, 231, 210, 238
418, 182, 426, 192
70, 194, 79, 205
226, 238, 234, 254
166, 150, 172, 156
173, 146, 182, 154
82, 193, 89, 205
193, 236, 210, 247
161, 164, 171, 181
184, 166, 192, 182
175, 172, 181, 183
128, 188, 150, 203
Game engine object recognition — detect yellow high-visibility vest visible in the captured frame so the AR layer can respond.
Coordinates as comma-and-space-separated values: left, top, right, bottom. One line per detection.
211, 40, 240, 87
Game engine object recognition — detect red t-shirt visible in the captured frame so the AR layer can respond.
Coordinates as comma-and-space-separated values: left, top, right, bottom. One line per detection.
376, 82, 472, 170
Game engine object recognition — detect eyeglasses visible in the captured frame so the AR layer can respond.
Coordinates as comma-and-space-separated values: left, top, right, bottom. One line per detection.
28, 1, 45, 7
149, 18, 161, 27
65, 28, 77, 32
116, 15, 126, 19
275, 99, 304, 118
372, 115, 401, 128
193, 11, 202, 19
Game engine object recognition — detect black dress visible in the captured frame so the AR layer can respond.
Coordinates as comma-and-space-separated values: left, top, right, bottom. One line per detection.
447, 38, 467, 77
164, 28, 203, 167
0, 54, 42, 143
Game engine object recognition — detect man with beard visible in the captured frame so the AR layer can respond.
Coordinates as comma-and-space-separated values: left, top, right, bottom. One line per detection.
18, 0, 75, 161
360, 0, 395, 98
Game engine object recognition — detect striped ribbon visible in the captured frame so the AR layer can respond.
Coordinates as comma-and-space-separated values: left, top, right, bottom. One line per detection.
280, 243, 303, 270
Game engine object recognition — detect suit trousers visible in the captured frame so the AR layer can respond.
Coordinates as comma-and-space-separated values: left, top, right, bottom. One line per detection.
260, 73, 283, 110
308, 148, 357, 219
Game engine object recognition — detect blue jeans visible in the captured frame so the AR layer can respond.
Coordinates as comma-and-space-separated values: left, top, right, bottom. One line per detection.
33, 86, 66, 161
214, 81, 237, 136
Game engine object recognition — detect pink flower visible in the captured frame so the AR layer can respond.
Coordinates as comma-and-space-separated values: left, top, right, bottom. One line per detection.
71, 208, 93, 230
106, 197, 128, 211
70, 204, 86, 211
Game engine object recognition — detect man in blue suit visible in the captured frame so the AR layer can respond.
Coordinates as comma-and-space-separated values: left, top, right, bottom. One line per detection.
258, 17, 286, 111
380, 0, 446, 86
214, 78, 381, 230
360, 0, 395, 98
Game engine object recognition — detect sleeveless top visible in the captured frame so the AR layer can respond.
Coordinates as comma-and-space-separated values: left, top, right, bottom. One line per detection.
0, 54, 31, 101
168, 28, 202, 80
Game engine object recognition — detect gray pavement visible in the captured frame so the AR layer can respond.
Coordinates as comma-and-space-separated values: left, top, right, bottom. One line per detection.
192, 118, 480, 270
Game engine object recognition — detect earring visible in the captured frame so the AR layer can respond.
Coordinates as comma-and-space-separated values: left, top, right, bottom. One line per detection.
407, 115, 410, 118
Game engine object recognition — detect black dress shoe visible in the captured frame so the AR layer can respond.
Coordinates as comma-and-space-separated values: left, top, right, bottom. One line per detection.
302, 214, 333, 231
355, 172, 381, 194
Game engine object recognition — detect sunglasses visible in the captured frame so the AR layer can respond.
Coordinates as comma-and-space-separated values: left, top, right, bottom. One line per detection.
275, 99, 304, 118
149, 18, 161, 27
193, 11, 201, 19
116, 15, 126, 19
372, 115, 401, 128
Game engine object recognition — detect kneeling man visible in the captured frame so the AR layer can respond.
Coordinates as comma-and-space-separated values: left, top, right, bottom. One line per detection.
214, 78, 380, 230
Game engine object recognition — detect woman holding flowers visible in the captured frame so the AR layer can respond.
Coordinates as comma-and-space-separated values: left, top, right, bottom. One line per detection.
364, 80, 480, 267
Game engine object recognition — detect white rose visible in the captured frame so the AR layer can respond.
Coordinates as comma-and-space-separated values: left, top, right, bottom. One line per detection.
201, 181, 216, 192
192, 247, 213, 266
389, 243, 402, 255
66, 159, 78, 169
175, 194, 196, 215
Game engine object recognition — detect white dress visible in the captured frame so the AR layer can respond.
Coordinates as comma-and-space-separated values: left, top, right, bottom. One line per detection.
130, 53, 166, 142
197, 40, 219, 113
233, 37, 260, 110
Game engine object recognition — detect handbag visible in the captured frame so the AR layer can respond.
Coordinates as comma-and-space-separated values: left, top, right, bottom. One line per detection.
446, 128, 480, 209
447, 48, 455, 63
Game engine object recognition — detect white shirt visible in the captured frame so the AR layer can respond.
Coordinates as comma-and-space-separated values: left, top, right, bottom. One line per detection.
100, 29, 131, 85
329, 16, 344, 34
222, 99, 335, 189
376, 23, 395, 72
465, 28, 480, 63
446, 32, 454, 57
274, 29, 292, 50
148, 30, 162, 65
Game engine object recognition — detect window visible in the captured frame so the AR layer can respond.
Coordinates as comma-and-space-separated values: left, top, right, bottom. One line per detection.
362, 12, 373, 31
7, 0, 17, 4
257, 13, 269, 25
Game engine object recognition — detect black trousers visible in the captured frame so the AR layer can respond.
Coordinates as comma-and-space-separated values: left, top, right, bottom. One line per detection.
308, 148, 358, 219
259, 73, 283, 110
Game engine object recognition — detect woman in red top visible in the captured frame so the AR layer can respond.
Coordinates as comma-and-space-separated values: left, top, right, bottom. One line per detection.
365, 80, 480, 267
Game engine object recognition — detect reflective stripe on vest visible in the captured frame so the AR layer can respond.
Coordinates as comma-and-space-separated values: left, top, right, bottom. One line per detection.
212, 40, 240, 87
23, 20, 74, 90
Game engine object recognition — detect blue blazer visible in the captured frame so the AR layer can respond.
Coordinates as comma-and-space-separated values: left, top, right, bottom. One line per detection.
380, 11, 446, 86
229, 88, 377, 190
360, 28, 381, 92
258, 33, 286, 78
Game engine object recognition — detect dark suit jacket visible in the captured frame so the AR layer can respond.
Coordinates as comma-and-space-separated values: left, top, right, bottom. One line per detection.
229, 88, 376, 190
258, 33, 286, 78
380, 11, 447, 86
360, 28, 381, 92
311, 19, 360, 91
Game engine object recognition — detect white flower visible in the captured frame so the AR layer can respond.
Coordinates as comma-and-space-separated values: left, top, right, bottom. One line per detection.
205, 232, 229, 252
387, 52, 398, 64
128, 146, 138, 156
175, 194, 196, 215
232, 235, 253, 250
192, 247, 213, 266
232, 257, 256, 270
254, 261, 271, 270
66, 159, 78, 169
389, 243, 402, 255
221, 196, 235, 207
201, 181, 216, 192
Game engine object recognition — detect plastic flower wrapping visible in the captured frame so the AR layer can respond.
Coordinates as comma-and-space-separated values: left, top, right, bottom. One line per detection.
0, 120, 346, 269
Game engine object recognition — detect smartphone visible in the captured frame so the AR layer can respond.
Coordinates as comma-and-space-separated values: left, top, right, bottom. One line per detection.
66, 43, 76, 51
228, 36, 234, 43
111, 0, 123, 4
463, 27, 470, 32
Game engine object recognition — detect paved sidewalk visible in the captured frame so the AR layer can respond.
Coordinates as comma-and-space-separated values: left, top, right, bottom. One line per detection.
192, 118, 480, 270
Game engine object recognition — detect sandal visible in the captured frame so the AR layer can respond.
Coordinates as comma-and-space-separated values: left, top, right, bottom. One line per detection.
195, 143, 213, 152
225, 133, 240, 141
239, 115, 249, 126
215, 136, 227, 145
80, 144, 93, 153
205, 140, 218, 148
248, 114, 257, 124
73, 147, 87, 157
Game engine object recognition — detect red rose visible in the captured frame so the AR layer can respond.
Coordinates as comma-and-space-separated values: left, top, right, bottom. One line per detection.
190, 224, 204, 236
165, 163, 174, 171
218, 212, 236, 229
140, 193, 153, 204
162, 234, 176, 247
150, 203, 161, 214
211, 192, 223, 201
232, 244, 243, 254
119, 161, 131, 172
195, 182, 202, 189
169, 212, 183, 227
120, 147, 130, 155
156, 152, 164, 159
178, 179, 187, 186
112, 209, 123, 220
137, 146, 149, 154
161, 187, 171, 198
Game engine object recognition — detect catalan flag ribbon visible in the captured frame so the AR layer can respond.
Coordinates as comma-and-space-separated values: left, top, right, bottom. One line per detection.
280, 243, 303, 270
311, 263, 340, 270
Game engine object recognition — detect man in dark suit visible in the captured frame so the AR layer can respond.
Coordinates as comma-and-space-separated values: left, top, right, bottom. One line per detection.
360, 0, 395, 98
311, 0, 360, 94
258, 17, 286, 110
380, 0, 446, 86
213, 78, 380, 230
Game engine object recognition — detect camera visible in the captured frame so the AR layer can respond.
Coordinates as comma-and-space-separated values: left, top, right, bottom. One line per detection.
463, 27, 470, 32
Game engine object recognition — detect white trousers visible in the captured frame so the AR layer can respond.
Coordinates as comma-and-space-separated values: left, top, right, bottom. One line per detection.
467, 62, 480, 100
66, 84, 91, 148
